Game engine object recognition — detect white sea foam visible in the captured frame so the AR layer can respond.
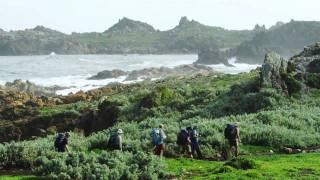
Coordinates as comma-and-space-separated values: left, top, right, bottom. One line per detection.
0, 80, 5, 85
206, 57, 260, 74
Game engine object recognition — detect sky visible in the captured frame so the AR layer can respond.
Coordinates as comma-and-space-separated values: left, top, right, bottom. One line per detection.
0, 0, 319, 34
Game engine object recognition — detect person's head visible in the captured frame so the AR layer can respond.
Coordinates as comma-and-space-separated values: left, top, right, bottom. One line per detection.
159, 124, 164, 129
235, 122, 240, 127
193, 126, 197, 130
65, 132, 70, 138
117, 129, 123, 135
186, 126, 192, 132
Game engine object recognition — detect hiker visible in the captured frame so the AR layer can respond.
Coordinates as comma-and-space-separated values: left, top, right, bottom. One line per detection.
54, 132, 70, 153
153, 124, 167, 157
190, 126, 202, 159
224, 123, 241, 158
177, 127, 193, 158
108, 129, 124, 151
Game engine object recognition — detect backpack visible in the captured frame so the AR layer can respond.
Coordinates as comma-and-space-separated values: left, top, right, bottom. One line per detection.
191, 129, 198, 141
54, 133, 64, 150
224, 124, 237, 140
108, 134, 119, 149
177, 129, 189, 146
150, 128, 161, 146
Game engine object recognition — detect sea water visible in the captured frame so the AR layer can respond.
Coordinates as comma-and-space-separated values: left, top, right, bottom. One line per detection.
0, 54, 259, 95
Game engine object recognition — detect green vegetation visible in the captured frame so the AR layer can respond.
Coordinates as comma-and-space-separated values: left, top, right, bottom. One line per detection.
0, 176, 39, 180
166, 153, 320, 179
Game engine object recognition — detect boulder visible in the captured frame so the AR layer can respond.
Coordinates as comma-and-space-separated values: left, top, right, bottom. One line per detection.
283, 147, 293, 154
60, 91, 88, 104
260, 52, 288, 90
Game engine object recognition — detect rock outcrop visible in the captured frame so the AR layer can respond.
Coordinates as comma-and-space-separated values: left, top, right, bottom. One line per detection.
260, 42, 320, 95
1, 79, 65, 96
105, 17, 156, 34
196, 48, 232, 65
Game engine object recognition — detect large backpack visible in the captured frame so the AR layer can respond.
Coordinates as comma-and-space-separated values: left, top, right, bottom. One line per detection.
150, 128, 161, 146
191, 129, 198, 141
108, 134, 119, 149
224, 124, 237, 140
54, 133, 64, 150
177, 129, 189, 146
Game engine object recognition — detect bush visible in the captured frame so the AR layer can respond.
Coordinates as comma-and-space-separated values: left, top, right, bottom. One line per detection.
224, 158, 258, 170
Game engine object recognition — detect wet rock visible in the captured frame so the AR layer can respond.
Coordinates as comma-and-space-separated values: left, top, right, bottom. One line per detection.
125, 64, 216, 81
88, 69, 127, 80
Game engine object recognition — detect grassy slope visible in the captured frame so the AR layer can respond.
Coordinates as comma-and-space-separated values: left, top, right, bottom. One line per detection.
167, 153, 320, 179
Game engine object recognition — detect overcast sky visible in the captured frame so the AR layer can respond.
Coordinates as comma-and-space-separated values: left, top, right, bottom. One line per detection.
0, 0, 319, 34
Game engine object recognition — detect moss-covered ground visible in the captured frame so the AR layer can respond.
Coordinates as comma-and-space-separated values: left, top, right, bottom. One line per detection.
166, 153, 320, 179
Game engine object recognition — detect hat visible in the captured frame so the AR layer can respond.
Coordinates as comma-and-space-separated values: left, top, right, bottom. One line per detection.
117, 129, 123, 134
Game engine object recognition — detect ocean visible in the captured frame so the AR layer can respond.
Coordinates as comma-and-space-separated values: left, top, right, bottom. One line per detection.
0, 54, 259, 95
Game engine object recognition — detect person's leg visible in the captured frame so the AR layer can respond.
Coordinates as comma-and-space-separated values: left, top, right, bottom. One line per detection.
187, 144, 193, 158
155, 145, 160, 155
235, 141, 240, 157
195, 143, 202, 159
160, 144, 165, 158
191, 142, 196, 157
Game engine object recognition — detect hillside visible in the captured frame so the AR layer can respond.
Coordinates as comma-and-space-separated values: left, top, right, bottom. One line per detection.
0, 44, 320, 178
0, 17, 253, 55
197, 20, 320, 65
0, 26, 90, 55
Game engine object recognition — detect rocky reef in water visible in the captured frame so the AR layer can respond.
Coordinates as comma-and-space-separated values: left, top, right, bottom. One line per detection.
88, 64, 218, 81
196, 48, 232, 65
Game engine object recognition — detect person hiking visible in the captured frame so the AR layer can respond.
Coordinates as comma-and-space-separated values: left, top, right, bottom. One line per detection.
153, 124, 166, 157
224, 123, 241, 158
177, 127, 193, 158
54, 132, 70, 153
190, 126, 202, 159
108, 129, 124, 151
